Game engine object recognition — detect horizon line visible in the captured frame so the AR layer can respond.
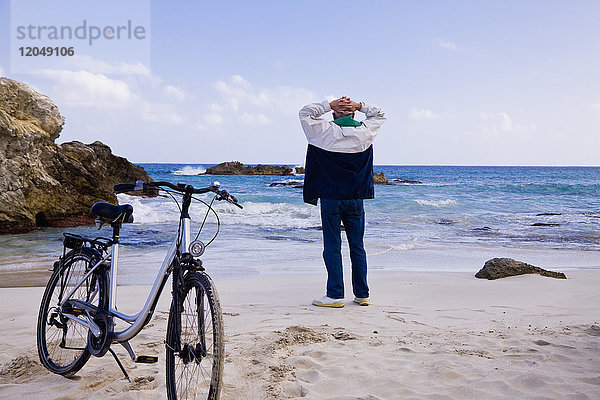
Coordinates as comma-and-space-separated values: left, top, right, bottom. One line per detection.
132, 161, 600, 168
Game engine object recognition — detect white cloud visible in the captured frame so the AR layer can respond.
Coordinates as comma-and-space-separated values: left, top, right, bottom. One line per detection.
240, 112, 271, 125
39, 70, 136, 108
480, 112, 513, 131
140, 111, 186, 125
32, 67, 197, 137
407, 107, 457, 121
438, 39, 457, 51
213, 75, 316, 115
408, 107, 437, 120
478, 112, 536, 134
207, 103, 224, 113
204, 113, 224, 126
60, 56, 153, 76
195, 112, 225, 133
206, 75, 316, 129
230, 74, 251, 88
33, 54, 194, 129
163, 85, 186, 102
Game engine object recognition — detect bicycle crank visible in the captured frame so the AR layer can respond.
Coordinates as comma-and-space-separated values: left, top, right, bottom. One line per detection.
88, 311, 114, 357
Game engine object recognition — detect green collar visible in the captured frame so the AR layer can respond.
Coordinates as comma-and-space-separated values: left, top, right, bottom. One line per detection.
333, 115, 362, 127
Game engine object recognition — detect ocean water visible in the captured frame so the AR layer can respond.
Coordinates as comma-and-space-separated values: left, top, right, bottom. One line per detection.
1, 165, 599, 283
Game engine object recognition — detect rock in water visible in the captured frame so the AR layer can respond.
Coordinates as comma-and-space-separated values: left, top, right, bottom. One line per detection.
373, 172, 388, 184
389, 179, 422, 184
373, 171, 422, 185
204, 161, 293, 175
269, 180, 304, 188
0, 78, 151, 233
475, 258, 567, 280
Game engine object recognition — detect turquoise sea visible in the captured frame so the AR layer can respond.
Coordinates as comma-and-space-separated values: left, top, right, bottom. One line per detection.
1, 165, 599, 284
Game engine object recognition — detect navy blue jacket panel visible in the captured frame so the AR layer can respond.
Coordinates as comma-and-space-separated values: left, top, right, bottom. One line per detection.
303, 144, 374, 205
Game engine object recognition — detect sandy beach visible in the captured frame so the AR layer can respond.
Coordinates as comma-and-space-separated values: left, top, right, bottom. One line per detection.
0, 269, 598, 399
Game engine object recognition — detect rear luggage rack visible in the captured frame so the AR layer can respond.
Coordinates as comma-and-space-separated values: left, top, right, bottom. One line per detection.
62, 233, 112, 252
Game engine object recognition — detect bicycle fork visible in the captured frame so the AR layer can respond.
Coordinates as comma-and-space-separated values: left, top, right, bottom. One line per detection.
168, 258, 208, 365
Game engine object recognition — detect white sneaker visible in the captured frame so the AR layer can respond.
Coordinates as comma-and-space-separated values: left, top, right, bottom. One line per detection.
353, 297, 370, 306
312, 296, 345, 308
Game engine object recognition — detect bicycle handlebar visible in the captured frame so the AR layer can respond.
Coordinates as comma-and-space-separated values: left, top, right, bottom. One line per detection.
114, 181, 243, 208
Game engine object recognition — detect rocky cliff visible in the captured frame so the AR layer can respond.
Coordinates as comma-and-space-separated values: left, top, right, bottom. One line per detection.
0, 78, 151, 233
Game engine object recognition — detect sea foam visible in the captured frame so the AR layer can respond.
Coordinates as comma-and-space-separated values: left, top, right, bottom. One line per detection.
414, 199, 458, 207
173, 166, 207, 175
117, 194, 320, 229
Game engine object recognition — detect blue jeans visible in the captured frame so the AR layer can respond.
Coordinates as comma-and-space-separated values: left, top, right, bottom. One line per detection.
320, 198, 369, 299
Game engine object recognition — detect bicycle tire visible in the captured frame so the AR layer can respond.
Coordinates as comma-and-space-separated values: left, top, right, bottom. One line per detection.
37, 248, 108, 377
166, 271, 224, 400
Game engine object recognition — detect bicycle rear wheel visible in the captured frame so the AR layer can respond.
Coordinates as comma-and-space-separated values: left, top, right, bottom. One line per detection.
166, 271, 224, 400
37, 248, 107, 377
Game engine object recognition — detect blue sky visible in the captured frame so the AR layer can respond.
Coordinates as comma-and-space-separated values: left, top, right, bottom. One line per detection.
1, 0, 599, 165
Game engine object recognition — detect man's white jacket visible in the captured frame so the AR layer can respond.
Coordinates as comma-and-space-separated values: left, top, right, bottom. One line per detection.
298, 100, 386, 205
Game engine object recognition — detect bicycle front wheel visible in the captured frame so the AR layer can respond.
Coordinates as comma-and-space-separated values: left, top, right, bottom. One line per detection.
36, 248, 107, 377
166, 271, 224, 400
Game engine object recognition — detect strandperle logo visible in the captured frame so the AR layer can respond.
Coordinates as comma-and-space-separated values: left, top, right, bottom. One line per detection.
15, 20, 147, 46
10, 0, 151, 73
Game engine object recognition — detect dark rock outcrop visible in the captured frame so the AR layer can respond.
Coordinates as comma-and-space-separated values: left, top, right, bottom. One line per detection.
0, 78, 151, 233
390, 179, 422, 184
475, 258, 567, 280
269, 180, 304, 188
204, 161, 293, 175
374, 172, 388, 184
295, 167, 305, 175
373, 171, 422, 185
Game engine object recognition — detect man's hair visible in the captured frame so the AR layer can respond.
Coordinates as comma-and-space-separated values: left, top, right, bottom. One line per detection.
333, 111, 354, 119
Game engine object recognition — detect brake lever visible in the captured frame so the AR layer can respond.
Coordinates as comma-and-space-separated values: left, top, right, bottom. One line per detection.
216, 190, 243, 209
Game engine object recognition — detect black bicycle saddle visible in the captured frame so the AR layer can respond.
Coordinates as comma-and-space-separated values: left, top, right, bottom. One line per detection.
91, 202, 134, 223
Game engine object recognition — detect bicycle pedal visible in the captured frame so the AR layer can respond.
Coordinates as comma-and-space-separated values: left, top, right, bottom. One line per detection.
135, 355, 158, 364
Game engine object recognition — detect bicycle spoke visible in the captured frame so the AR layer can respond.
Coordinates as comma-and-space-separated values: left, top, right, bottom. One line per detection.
38, 251, 106, 377
167, 272, 223, 399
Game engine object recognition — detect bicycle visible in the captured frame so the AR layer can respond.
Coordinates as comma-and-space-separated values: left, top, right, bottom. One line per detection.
36, 180, 242, 400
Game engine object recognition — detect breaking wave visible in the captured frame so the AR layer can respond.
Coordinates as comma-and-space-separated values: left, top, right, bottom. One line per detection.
118, 194, 320, 229
414, 199, 458, 207
173, 166, 206, 175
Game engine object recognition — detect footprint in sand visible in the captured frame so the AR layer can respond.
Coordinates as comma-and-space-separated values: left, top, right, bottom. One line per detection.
332, 331, 357, 341
490, 305, 524, 310
385, 314, 407, 323
584, 325, 600, 336
302, 350, 327, 360
533, 339, 552, 346
288, 357, 321, 383
130, 375, 157, 390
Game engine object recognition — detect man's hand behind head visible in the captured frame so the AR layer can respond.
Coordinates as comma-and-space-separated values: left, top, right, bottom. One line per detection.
330, 97, 361, 116
329, 97, 346, 114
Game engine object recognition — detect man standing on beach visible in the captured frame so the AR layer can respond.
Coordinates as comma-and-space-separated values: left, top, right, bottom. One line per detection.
299, 97, 386, 307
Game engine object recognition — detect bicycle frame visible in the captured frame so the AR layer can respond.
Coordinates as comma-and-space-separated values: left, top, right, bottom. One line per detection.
61, 216, 193, 343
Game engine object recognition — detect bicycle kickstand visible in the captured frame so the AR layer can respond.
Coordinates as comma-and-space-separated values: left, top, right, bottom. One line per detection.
108, 347, 131, 382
